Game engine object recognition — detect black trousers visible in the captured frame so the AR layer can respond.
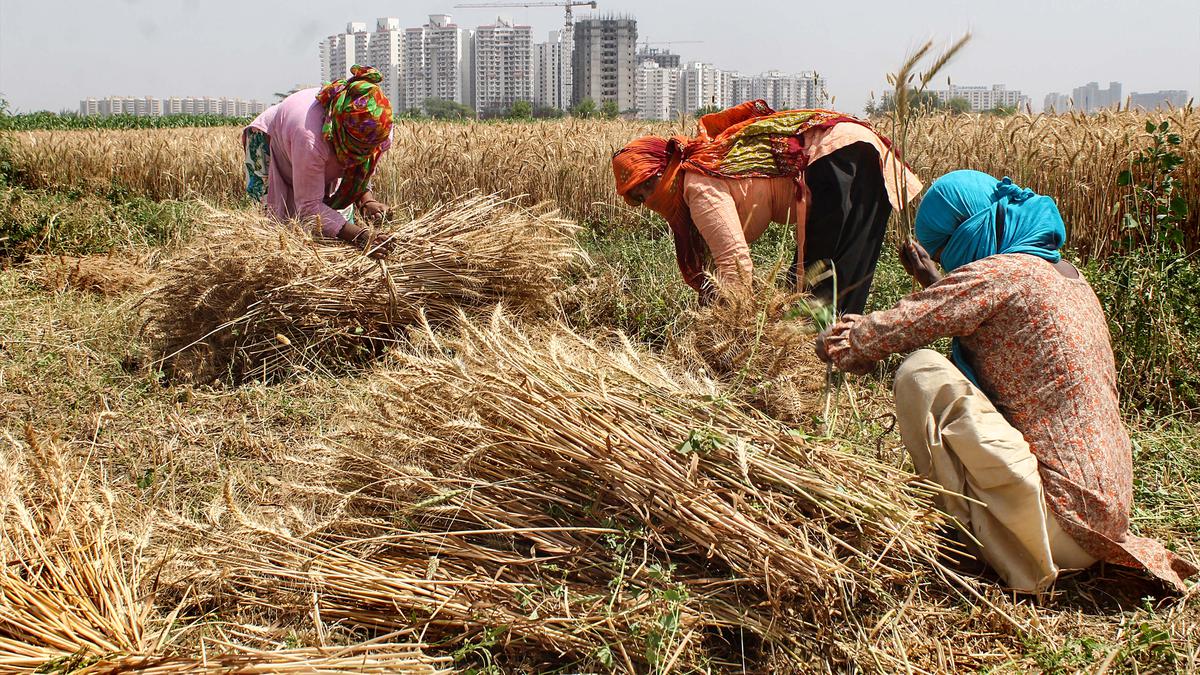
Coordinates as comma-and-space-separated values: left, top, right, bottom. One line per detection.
785, 141, 891, 315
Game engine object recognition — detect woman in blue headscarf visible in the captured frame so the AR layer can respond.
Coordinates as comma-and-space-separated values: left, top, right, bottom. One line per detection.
813, 171, 1196, 595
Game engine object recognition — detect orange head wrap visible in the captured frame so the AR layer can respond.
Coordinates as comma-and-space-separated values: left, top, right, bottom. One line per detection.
612, 137, 671, 206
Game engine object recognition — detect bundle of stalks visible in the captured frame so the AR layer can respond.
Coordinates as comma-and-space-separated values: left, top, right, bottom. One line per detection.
670, 281, 829, 425
193, 511, 767, 671
0, 428, 450, 673
33, 253, 154, 296
143, 195, 584, 383
196, 310, 952, 670
0, 427, 154, 669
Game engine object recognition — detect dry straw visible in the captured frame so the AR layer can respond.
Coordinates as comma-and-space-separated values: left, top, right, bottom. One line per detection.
31, 253, 154, 296
669, 281, 828, 425
0, 427, 450, 673
142, 195, 585, 383
188, 309, 956, 670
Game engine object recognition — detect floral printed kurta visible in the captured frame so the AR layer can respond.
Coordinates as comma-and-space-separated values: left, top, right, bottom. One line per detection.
829, 253, 1196, 590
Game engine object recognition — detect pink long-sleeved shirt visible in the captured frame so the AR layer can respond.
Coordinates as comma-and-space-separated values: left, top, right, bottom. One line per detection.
246, 89, 390, 237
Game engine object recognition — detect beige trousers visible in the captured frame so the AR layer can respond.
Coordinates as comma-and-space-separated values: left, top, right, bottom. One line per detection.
894, 350, 1096, 593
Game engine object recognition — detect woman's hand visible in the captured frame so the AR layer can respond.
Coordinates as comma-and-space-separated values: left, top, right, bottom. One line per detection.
814, 318, 854, 364
900, 239, 943, 288
357, 199, 390, 222
815, 316, 874, 375
337, 222, 393, 259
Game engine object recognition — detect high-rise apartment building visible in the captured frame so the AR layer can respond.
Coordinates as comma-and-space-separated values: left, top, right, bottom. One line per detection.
1046, 81, 1122, 113
474, 16, 533, 115
637, 46, 680, 69
677, 62, 732, 116
1043, 92, 1072, 113
1130, 90, 1190, 111
729, 73, 755, 107
404, 14, 474, 113
635, 61, 680, 120
932, 84, 1030, 112
1072, 81, 1121, 112
534, 29, 573, 112
325, 22, 368, 83
752, 71, 826, 110
572, 15, 638, 111
79, 96, 264, 117
320, 19, 404, 107
368, 17, 405, 109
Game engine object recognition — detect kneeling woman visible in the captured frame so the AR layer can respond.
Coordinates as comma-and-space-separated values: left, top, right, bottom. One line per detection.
816, 170, 1196, 593
242, 65, 393, 249
612, 100, 921, 313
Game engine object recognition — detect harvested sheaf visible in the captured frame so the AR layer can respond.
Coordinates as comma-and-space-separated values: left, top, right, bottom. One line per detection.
142, 195, 585, 383
193, 310, 955, 670
0, 428, 449, 673
671, 282, 829, 425
32, 253, 154, 296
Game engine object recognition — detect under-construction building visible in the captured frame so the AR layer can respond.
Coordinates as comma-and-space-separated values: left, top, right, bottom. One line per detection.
571, 15, 637, 111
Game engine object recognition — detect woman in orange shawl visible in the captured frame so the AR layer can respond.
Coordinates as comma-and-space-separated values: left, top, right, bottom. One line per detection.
613, 100, 921, 312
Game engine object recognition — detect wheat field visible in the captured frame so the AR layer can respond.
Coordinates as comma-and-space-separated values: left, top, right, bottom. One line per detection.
2, 111, 1200, 672
7, 110, 1198, 256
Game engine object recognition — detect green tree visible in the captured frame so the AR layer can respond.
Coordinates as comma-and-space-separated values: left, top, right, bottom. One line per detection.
424, 98, 474, 120
570, 97, 597, 118
693, 105, 723, 117
985, 104, 1018, 117
599, 100, 620, 119
869, 89, 944, 116
506, 100, 533, 120
532, 104, 564, 119
945, 97, 971, 115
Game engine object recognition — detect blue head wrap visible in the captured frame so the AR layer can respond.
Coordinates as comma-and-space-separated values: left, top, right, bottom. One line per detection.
913, 170, 1067, 386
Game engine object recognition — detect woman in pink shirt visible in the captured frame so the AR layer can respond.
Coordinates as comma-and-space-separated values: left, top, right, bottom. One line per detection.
243, 65, 393, 250
612, 100, 921, 312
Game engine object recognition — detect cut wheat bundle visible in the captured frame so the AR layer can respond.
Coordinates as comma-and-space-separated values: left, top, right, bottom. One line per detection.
31, 253, 155, 296
142, 195, 585, 383
194, 310, 956, 669
0, 428, 451, 674
669, 281, 830, 425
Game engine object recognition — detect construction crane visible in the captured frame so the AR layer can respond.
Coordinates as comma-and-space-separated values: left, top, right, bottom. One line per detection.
452, 1, 598, 32
640, 40, 704, 48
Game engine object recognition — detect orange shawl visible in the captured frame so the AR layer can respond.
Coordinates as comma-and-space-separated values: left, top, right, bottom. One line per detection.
613, 100, 876, 293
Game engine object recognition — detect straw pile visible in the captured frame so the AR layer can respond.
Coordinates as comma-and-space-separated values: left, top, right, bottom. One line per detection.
33, 253, 154, 296
671, 283, 829, 425
142, 195, 584, 383
0, 427, 450, 673
187, 310, 950, 670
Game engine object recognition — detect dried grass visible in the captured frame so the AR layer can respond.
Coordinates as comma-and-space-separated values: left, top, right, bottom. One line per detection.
174, 309, 957, 670
670, 282, 829, 425
31, 253, 154, 296
142, 195, 584, 383
0, 427, 449, 673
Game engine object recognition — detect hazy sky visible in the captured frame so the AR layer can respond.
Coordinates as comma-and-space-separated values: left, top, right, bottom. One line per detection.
1, 0, 1198, 114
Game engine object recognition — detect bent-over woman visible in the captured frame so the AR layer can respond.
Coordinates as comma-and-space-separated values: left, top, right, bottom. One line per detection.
611, 100, 921, 312
815, 170, 1197, 593
243, 65, 393, 249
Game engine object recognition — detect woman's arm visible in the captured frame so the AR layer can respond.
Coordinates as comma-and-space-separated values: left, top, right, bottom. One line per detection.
821, 259, 1016, 371
683, 173, 753, 287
